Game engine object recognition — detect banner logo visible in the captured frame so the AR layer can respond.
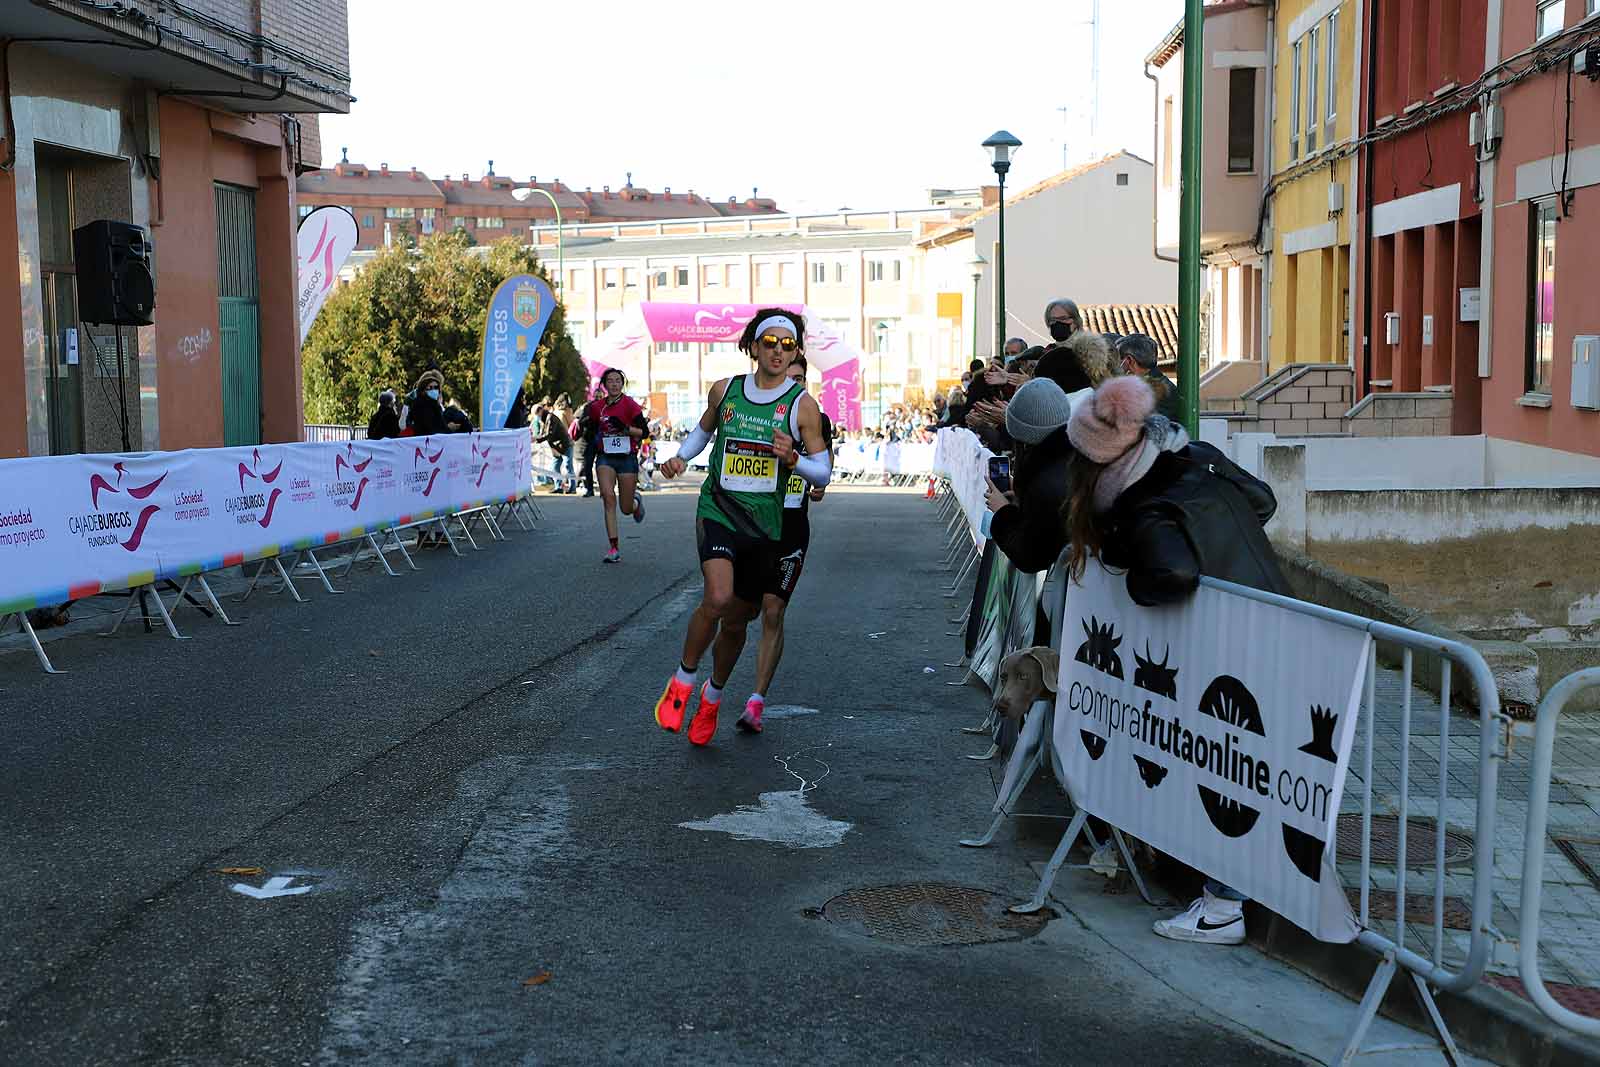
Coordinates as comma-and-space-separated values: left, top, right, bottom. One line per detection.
409, 440, 445, 497
229, 449, 284, 528
75, 462, 166, 551
330, 443, 373, 511
513, 283, 541, 328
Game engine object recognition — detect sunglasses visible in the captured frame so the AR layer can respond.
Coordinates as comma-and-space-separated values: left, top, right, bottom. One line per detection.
759, 334, 799, 353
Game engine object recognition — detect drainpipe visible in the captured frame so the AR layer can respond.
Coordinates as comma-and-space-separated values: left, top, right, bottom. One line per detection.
1360, 0, 1380, 393
1260, 2, 1277, 379
1145, 61, 1179, 265
1478, 0, 1505, 379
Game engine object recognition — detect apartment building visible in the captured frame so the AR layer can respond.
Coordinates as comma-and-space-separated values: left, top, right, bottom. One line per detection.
531, 208, 958, 425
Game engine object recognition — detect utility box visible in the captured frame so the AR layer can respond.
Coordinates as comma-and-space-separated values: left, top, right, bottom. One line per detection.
1385, 312, 1401, 345
1574, 336, 1600, 410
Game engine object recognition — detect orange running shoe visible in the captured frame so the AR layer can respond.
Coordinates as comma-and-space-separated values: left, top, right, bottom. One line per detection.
687, 682, 722, 746
654, 675, 693, 732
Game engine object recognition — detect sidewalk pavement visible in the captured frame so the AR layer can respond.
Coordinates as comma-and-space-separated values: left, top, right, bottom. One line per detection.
1347, 666, 1600, 1020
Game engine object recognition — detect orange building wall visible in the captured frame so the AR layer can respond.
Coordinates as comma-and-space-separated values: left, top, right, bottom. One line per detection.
151, 100, 227, 450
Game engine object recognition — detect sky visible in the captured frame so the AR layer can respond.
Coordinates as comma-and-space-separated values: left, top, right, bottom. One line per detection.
320, 0, 1185, 214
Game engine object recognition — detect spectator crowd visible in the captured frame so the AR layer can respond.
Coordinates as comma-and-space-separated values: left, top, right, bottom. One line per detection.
945, 296, 1289, 951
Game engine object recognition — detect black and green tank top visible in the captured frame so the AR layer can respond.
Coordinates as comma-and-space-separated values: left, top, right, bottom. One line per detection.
697, 374, 806, 541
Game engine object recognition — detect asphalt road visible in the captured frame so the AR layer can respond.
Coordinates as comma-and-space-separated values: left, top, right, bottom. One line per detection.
0, 484, 1304, 1066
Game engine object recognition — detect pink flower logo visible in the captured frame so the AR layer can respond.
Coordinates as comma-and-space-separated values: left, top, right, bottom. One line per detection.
86, 462, 167, 551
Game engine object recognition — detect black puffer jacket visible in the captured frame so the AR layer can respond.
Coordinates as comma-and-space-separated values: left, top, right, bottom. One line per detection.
1099, 440, 1290, 606
988, 426, 1073, 574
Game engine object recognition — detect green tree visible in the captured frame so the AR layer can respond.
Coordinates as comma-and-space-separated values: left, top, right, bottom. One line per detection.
301, 230, 585, 426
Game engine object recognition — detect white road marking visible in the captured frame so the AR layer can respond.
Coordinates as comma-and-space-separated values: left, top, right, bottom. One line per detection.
762, 704, 819, 720
231, 875, 312, 900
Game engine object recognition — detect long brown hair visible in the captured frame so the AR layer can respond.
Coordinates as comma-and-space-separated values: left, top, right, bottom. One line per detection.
1062, 451, 1108, 581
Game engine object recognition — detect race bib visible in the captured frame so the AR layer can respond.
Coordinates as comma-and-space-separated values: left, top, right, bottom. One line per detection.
602, 435, 631, 455
720, 438, 778, 493
784, 472, 806, 509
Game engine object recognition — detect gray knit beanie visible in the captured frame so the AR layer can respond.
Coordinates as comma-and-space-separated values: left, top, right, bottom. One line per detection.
1004, 378, 1075, 444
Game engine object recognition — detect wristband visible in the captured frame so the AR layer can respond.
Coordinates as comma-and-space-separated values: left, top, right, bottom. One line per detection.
674, 423, 713, 462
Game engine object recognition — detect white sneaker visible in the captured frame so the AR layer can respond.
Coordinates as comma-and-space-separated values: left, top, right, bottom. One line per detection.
1152, 889, 1246, 945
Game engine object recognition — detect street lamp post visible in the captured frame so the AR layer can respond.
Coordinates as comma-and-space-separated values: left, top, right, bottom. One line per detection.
874, 320, 888, 428
982, 130, 1021, 360
968, 253, 986, 365
512, 185, 564, 294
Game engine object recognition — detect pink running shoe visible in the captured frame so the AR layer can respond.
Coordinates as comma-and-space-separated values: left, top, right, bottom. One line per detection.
736, 698, 764, 734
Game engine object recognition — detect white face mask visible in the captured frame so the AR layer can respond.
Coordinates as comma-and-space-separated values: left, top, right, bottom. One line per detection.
426, 388, 440, 400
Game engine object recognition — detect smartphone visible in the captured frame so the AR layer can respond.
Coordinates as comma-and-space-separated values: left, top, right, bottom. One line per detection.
988, 455, 1012, 494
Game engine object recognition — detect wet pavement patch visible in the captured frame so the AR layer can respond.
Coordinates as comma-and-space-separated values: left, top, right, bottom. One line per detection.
819, 883, 1051, 946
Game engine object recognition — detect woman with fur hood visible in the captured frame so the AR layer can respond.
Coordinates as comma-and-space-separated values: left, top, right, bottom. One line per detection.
1062, 373, 1290, 947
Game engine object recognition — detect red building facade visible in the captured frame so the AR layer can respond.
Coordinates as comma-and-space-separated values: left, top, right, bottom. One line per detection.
297, 158, 781, 251
1355, 0, 1489, 434
1356, 0, 1600, 456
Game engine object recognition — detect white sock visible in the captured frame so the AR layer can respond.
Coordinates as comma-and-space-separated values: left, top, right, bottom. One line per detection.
747, 692, 765, 708
703, 680, 723, 702
674, 665, 697, 687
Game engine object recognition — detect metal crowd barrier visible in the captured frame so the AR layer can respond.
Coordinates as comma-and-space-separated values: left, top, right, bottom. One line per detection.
924, 459, 1511, 1065
1519, 668, 1600, 1041
1201, 579, 1506, 1066
304, 423, 367, 443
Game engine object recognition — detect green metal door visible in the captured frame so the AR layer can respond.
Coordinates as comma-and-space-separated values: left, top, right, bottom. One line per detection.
215, 183, 260, 447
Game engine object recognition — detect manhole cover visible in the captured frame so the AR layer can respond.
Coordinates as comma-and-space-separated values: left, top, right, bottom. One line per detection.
1346, 888, 1474, 930
819, 884, 1050, 946
1553, 837, 1600, 893
1336, 814, 1474, 869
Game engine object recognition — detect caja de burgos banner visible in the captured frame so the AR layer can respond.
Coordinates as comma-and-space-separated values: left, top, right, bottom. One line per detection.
296, 206, 359, 345
480, 274, 556, 431
581, 303, 865, 432
0, 431, 531, 615
1055, 564, 1372, 943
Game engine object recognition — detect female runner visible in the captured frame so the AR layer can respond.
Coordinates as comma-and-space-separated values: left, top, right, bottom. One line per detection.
584, 367, 650, 561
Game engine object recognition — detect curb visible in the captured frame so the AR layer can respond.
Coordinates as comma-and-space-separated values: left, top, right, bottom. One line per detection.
1250, 908, 1600, 1067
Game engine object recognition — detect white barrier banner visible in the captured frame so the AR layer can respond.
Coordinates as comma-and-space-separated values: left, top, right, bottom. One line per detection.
934, 429, 992, 539
0, 430, 531, 614
1055, 564, 1371, 943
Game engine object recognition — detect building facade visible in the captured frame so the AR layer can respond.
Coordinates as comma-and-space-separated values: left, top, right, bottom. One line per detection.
1353, 0, 1488, 435
518, 208, 961, 426
1267, 0, 1359, 371
297, 160, 781, 251
0, 0, 351, 458
1148, 1, 1270, 372
922, 153, 1178, 360
1480, 0, 1600, 456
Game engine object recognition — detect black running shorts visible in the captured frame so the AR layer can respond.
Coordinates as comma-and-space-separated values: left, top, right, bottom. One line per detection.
766, 511, 810, 602
696, 517, 773, 606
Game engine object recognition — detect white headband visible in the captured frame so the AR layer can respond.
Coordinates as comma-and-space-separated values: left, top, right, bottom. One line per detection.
753, 315, 800, 341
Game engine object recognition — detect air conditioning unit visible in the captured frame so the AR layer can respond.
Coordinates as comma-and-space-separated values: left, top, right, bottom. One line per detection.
1328, 182, 1346, 216
1574, 335, 1600, 410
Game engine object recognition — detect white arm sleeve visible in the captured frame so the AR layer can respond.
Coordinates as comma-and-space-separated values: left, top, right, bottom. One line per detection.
674, 423, 713, 462
793, 450, 832, 488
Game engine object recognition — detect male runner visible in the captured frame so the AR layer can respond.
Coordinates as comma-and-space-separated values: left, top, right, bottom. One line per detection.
737, 354, 834, 734
655, 309, 832, 746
